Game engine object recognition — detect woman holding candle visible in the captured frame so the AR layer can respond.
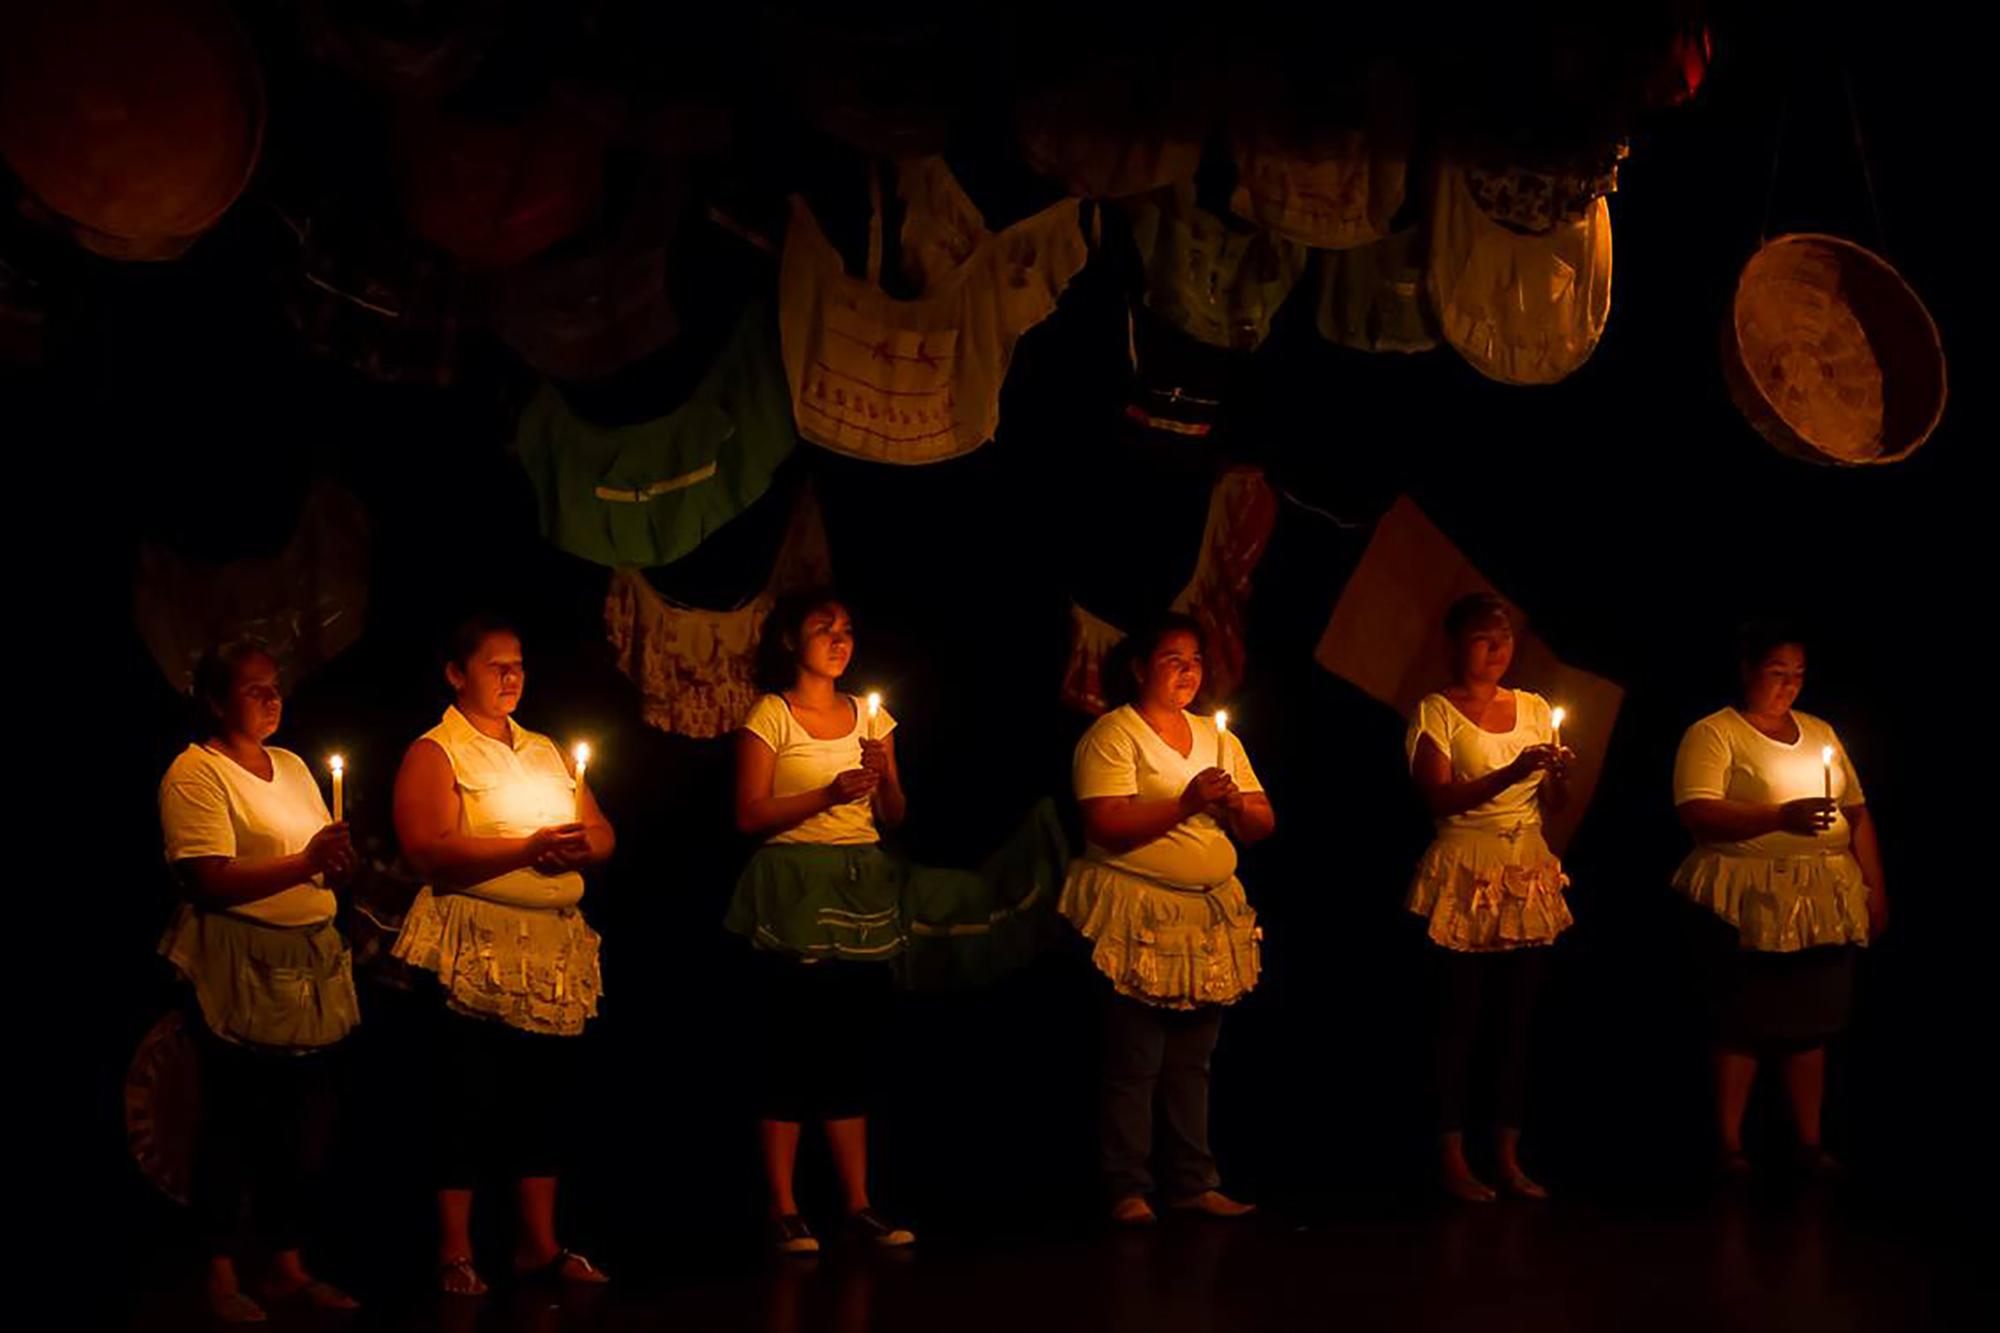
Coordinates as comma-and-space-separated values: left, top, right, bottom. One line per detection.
728, 590, 915, 1254
1673, 625, 1887, 1177
1405, 593, 1572, 1202
391, 615, 616, 1294
157, 641, 361, 1321
1061, 612, 1275, 1226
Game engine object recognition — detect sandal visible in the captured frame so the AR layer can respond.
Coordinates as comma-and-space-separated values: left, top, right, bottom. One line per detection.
517, 1249, 608, 1286
207, 1289, 268, 1324
437, 1257, 488, 1298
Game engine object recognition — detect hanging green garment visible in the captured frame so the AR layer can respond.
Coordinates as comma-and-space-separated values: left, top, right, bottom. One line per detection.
725, 799, 1070, 989
516, 303, 796, 568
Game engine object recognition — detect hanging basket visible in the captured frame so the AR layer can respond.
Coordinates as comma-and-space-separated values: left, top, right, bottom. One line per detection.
1721, 233, 1946, 466
0, 0, 264, 261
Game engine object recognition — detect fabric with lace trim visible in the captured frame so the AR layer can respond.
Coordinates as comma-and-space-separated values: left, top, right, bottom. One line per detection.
1059, 859, 1260, 1010
1674, 847, 1870, 953
1406, 825, 1572, 953
391, 888, 601, 1036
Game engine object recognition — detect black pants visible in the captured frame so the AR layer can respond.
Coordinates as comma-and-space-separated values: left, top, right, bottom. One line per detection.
755, 952, 892, 1122
1099, 991, 1224, 1201
190, 1019, 340, 1258
431, 1006, 583, 1188
1431, 946, 1548, 1133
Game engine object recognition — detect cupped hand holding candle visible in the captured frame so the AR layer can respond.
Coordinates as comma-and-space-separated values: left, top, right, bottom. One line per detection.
327, 754, 345, 822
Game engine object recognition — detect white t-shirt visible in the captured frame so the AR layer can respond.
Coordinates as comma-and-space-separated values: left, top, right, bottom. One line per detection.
1673, 707, 1865, 858
160, 744, 338, 927
743, 693, 898, 846
1404, 689, 1555, 835
1073, 705, 1263, 890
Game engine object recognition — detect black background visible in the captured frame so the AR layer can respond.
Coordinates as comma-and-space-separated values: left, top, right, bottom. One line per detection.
6, 0, 1987, 1311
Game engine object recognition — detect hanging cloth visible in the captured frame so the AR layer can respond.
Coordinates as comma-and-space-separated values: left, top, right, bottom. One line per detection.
1015, 73, 1204, 200
1061, 467, 1278, 714
1126, 182, 1309, 353
1227, 127, 1405, 251
133, 481, 369, 694
491, 166, 687, 383
1313, 225, 1440, 354
604, 486, 833, 739
515, 302, 795, 568
1428, 157, 1615, 386
778, 158, 1088, 464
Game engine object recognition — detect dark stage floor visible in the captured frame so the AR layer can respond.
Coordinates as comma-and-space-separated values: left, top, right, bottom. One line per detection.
124, 1182, 1992, 1332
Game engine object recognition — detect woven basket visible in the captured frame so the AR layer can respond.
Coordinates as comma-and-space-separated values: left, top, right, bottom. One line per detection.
1722, 233, 1945, 465
0, 0, 264, 261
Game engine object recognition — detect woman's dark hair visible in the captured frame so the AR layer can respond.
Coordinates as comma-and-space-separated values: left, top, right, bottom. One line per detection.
1104, 611, 1207, 709
189, 639, 275, 736
444, 613, 521, 671
1444, 592, 1511, 641
754, 588, 849, 694
1737, 620, 1807, 669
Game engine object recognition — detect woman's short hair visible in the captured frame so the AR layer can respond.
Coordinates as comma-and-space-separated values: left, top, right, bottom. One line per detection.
443, 613, 520, 670
189, 639, 273, 732
1104, 611, 1207, 708
1737, 620, 1807, 669
1444, 592, 1511, 641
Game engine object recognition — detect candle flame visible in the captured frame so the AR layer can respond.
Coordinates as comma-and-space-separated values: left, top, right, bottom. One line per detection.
866, 692, 882, 717
1550, 707, 1566, 730
574, 742, 591, 766
1821, 745, 1834, 765
328, 754, 344, 774
1214, 709, 1229, 733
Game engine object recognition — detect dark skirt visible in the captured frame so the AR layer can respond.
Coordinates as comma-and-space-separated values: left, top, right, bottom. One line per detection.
1699, 910, 1857, 1048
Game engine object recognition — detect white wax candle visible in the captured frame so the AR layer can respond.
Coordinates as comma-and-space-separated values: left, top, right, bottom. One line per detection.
328, 755, 344, 822
866, 692, 882, 741
1821, 745, 1834, 802
573, 742, 591, 819
1550, 706, 1566, 753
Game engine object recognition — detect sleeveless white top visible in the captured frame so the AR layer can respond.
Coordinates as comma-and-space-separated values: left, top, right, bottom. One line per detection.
422, 706, 583, 908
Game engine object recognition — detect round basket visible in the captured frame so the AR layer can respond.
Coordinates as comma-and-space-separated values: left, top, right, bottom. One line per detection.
0, 0, 264, 261
124, 1011, 202, 1205
1722, 233, 1946, 465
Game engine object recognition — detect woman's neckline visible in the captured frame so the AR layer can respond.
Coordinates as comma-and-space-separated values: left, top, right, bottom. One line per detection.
202, 740, 276, 784
1442, 687, 1519, 736
1730, 706, 1802, 747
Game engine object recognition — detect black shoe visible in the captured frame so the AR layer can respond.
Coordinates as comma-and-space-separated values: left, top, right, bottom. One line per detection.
846, 1208, 916, 1248
770, 1214, 820, 1256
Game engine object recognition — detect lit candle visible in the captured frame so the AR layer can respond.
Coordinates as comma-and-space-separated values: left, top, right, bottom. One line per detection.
866, 691, 883, 741
1214, 709, 1229, 734
1550, 706, 1566, 753
573, 742, 591, 819
1821, 744, 1834, 802
328, 754, 344, 822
